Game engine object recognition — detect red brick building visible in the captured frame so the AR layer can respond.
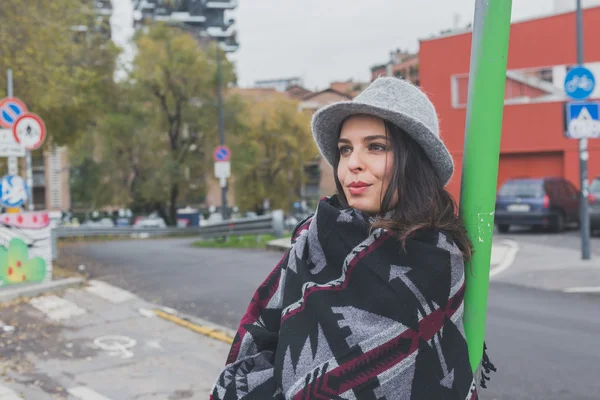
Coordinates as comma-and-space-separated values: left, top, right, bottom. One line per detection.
419, 7, 600, 201
371, 50, 420, 85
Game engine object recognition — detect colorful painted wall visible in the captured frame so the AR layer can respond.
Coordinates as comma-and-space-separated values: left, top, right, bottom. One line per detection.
0, 212, 52, 287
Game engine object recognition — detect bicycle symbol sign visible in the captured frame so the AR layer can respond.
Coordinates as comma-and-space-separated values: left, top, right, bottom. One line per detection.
564, 66, 596, 100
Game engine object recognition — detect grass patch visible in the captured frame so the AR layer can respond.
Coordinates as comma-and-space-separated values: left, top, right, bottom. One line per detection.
52, 263, 87, 280
192, 234, 289, 249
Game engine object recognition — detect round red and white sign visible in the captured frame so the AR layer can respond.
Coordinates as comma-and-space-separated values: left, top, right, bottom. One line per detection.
12, 113, 46, 150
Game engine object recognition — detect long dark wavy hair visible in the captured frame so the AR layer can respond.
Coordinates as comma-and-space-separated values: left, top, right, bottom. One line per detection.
333, 118, 473, 261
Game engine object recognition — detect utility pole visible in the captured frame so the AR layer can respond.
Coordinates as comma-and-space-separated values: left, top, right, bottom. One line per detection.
6, 69, 18, 177
216, 44, 227, 219
576, 0, 591, 260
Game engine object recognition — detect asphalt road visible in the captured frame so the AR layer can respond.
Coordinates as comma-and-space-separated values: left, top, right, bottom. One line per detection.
58, 238, 600, 399
59, 238, 281, 328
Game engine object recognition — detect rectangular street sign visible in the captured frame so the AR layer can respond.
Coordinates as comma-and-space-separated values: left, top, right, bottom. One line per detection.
214, 161, 231, 179
565, 101, 600, 139
0, 129, 17, 144
0, 129, 25, 157
0, 144, 25, 157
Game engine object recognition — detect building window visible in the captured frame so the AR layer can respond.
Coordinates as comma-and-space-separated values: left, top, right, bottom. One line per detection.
409, 65, 419, 77
33, 171, 46, 188
539, 68, 553, 83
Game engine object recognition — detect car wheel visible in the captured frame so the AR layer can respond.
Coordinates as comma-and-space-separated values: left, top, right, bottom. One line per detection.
553, 213, 565, 233
497, 224, 510, 233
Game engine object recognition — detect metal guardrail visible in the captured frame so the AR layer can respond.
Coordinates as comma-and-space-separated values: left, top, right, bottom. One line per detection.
51, 210, 285, 260
55, 226, 201, 239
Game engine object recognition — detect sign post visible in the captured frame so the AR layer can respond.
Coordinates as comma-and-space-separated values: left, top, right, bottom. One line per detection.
12, 112, 46, 211
563, 11, 594, 260
2, 70, 47, 212
2, 69, 27, 178
7, 157, 18, 176
213, 145, 231, 218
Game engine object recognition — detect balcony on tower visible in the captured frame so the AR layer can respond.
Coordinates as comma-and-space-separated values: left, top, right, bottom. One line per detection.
205, 0, 239, 10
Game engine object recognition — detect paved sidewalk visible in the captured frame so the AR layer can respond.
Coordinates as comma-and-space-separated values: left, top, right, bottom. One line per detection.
0, 281, 230, 399
490, 240, 600, 293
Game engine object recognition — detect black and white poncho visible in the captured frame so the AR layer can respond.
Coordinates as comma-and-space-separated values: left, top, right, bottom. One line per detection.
211, 196, 480, 399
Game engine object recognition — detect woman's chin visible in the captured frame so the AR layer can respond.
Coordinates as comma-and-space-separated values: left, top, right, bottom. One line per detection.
347, 198, 379, 214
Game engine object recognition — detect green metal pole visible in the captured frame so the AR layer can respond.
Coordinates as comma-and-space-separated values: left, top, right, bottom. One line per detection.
460, 0, 512, 372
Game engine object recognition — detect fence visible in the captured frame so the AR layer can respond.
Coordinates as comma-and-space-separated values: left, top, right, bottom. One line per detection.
51, 210, 285, 260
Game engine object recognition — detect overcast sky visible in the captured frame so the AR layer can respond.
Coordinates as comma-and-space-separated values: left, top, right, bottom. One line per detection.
227, 0, 589, 90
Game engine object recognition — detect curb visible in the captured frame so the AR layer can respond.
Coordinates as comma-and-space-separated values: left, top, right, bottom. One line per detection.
154, 308, 235, 345
489, 240, 519, 278
265, 243, 290, 252
0, 277, 85, 304
265, 239, 291, 253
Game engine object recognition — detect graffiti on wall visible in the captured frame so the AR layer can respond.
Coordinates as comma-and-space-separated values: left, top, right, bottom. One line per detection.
0, 212, 52, 287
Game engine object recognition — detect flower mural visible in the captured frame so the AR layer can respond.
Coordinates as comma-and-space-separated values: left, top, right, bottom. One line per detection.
0, 238, 46, 286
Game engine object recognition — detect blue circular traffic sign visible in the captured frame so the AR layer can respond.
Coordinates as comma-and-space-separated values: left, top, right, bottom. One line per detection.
0, 97, 28, 129
0, 175, 29, 208
213, 145, 231, 162
564, 66, 596, 100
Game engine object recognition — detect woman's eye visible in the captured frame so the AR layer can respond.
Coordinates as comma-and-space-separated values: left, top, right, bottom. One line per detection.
369, 144, 386, 152
339, 146, 352, 156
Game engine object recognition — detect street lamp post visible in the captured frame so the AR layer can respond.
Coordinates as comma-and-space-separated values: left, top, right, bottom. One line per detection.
209, 18, 238, 220
216, 43, 227, 219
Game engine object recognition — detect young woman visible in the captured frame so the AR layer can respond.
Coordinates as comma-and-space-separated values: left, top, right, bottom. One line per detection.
211, 77, 494, 399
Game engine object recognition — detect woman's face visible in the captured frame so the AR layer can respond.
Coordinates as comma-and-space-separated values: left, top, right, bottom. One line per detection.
337, 115, 396, 214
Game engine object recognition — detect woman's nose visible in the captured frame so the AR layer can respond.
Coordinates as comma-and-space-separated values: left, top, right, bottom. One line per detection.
347, 150, 364, 172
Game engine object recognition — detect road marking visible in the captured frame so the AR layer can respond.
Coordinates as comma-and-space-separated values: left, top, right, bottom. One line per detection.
68, 386, 114, 400
138, 307, 156, 318
0, 384, 21, 400
94, 335, 136, 359
563, 286, 600, 294
490, 240, 519, 278
86, 280, 135, 304
154, 309, 234, 344
29, 295, 87, 321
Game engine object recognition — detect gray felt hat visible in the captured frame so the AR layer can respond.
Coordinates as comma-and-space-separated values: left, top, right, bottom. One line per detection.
311, 76, 454, 186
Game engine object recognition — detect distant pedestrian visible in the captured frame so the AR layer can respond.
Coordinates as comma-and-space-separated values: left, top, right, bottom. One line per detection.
211, 77, 495, 399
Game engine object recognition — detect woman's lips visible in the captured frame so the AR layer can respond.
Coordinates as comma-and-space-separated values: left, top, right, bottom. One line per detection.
348, 185, 371, 195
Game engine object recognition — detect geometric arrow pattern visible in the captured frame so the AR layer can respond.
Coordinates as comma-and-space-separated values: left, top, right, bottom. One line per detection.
211, 196, 480, 400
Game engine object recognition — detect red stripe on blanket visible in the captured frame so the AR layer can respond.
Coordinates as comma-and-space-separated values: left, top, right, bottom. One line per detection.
292, 284, 466, 399
292, 218, 312, 241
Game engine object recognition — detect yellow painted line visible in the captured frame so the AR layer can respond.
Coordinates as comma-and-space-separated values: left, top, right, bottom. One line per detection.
154, 309, 234, 344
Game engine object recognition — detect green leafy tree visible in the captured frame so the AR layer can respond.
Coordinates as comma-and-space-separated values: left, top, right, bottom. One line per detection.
131, 23, 236, 224
231, 95, 318, 212
0, 0, 119, 146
